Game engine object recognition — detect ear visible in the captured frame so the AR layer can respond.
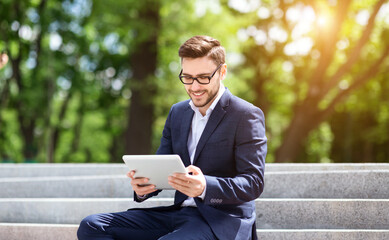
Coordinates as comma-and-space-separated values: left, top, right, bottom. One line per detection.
220, 64, 227, 81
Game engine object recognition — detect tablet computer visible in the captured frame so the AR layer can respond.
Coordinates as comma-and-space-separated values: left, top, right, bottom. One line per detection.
122, 154, 186, 190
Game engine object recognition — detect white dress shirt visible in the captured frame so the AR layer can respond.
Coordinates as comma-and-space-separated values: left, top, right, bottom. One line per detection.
181, 84, 226, 207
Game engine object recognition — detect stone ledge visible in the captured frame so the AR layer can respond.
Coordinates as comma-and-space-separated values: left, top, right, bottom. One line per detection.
0, 223, 78, 240
1, 224, 389, 240
256, 229, 389, 240
1, 163, 388, 178
1, 170, 388, 198
1, 198, 388, 229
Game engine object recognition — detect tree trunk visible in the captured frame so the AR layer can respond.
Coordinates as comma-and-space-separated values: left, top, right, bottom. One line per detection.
20, 120, 36, 161
275, 110, 312, 162
124, 1, 159, 155
275, 101, 322, 163
125, 89, 155, 154
47, 91, 72, 163
272, 0, 388, 163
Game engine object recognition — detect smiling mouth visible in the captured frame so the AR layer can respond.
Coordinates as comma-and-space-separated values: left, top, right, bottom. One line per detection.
192, 91, 205, 97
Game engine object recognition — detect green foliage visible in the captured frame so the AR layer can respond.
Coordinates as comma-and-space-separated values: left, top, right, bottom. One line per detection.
0, 0, 388, 163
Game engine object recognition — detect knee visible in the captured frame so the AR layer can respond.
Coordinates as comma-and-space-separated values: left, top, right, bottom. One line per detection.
77, 214, 102, 239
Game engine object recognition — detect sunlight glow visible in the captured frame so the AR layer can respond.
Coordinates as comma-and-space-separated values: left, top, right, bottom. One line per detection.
49, 33, 62, 51
227, 52, 245, 67
314, 9, 333, 30
356, 10, 370, 26
112, 79, 123, 91
228, 0, 260, 13
339, 80, 349, 90
273, 8, 284, 19
292, 21, 312, 40
195, 0, 221, 17
317, 16, 327, 26
257, 7, 270, 19
282, 61, 294, 72
289, 6, 316, 40
269, 26, 288, 43
254, 29, 267, 45
284, 37, 313, 56
237, 28, 249, 41
336, 39, 350, 50
286, 7, 300, 22
378, 3, 389, 24
19, 25, 33, 41
11, 21, 20, 31
286, 5, 316, 23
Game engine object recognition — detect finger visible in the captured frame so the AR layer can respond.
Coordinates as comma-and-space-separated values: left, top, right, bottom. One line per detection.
172, 172, 198, 184
175, 167, 202, 183
131, 177, 150, 186
168, 176, 191, 190
171, 172, 187, 179
169, 175, 191, 186
134, 185, 157, 196
126, 170, 136, 179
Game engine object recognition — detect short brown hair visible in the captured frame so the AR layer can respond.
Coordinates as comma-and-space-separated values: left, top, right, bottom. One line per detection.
178, 35, 225, 66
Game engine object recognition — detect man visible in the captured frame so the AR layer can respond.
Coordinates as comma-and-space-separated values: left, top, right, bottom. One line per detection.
78, 35, 267, 240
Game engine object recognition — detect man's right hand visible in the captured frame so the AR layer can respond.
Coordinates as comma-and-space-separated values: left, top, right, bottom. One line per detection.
127, 171, 158, 196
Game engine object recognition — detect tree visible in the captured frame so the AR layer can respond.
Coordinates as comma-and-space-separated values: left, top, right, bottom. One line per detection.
238, 0, 389, 162
123, 1, 160, 155
0, 0, 111, 162
0, 0, 239, 162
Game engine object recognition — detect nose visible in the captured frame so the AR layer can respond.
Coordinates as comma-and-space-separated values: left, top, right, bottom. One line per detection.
190, 80, 202, 91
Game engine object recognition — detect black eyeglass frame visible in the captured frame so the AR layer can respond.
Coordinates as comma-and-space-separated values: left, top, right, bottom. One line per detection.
178, 63, 223, 85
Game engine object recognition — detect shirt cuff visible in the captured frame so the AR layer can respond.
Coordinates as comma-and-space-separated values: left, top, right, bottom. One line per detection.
136, 194, 148, 200
198, 184, 207, 200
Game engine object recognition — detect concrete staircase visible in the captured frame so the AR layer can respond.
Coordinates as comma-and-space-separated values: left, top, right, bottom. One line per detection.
0, 163, 388, 240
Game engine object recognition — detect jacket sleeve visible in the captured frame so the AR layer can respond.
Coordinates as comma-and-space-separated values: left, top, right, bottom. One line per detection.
202, 106, 267, 205
156, 105, 174, 155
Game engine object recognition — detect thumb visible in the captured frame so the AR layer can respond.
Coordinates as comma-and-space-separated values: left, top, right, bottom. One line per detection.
187, 165, 202, 175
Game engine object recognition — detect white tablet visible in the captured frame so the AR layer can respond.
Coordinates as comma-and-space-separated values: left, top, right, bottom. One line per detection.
122, 154, 186, 190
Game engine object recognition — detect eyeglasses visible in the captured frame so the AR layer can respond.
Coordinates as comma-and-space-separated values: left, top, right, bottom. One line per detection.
179, 63, 223, 85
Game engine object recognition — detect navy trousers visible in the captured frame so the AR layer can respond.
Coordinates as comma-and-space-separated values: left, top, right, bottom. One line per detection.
77, 207, 217, 240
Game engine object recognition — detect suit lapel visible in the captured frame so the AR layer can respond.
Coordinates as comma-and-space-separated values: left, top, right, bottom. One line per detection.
193, 90, 231, 164
181, 105, 194, 167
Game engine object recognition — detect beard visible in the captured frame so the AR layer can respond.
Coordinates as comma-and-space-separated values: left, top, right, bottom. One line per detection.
192, 90, 217, 108
189, 81, 220, 109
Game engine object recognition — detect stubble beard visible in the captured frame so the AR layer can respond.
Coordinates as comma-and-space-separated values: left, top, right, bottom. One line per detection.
188, 75, 220, 108
190, 81, 220, 109
192, 90, 216, 108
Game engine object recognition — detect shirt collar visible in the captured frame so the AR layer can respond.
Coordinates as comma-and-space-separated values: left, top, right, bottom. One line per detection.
189, 83, 225, 117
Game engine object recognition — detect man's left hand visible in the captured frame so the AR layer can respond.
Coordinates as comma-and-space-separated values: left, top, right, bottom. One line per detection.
168, 165, 206, 198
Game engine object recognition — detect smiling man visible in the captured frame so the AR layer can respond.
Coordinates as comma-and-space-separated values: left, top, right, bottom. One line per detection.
77, 35, 267, 240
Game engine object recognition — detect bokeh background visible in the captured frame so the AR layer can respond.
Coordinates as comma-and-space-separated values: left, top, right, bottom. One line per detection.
0, 0, 388, 164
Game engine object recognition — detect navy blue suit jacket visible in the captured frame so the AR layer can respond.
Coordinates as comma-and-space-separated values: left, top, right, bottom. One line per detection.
136, 89, 267, 240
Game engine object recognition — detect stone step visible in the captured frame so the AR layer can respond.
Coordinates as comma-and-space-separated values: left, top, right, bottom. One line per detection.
263, 170, 389, 198
0, 164, 128, 178
0, 223, 78, 240
0, 175, 173, 198
1, 163, 388, 178
255, 229, 389, 239
265, 163, 389, 172
1, 224, 389, 240
1, 198, 388, 229
1, 170, 388, 198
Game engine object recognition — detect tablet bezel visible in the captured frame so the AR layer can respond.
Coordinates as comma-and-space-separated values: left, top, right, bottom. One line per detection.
122, 154, 186, 190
